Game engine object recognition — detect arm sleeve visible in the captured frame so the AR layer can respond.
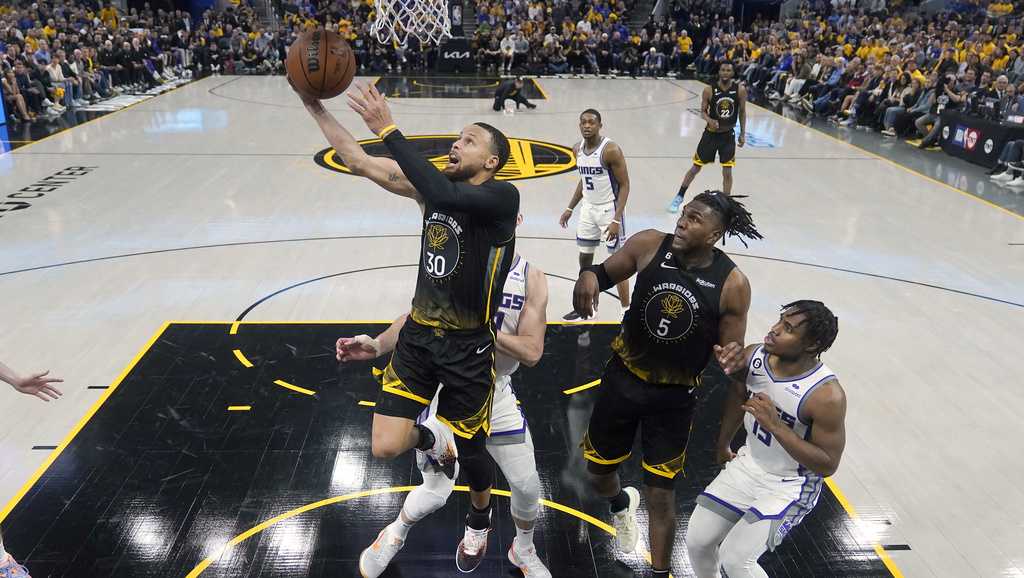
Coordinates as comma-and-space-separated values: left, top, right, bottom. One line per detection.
381, 129, 518, 219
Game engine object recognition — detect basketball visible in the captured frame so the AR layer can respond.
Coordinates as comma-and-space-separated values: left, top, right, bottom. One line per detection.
286, 28, 357, 100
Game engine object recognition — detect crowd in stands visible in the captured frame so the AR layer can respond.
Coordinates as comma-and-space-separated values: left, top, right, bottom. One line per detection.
1, 0, 290, 124
8, 0, 1024, 168
687, 0, 1024, 153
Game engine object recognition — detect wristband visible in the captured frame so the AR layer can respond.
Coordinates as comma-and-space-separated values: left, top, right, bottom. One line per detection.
565, 207, 574, 212
583, 263, 615, 292
377, 124, 398, 139
611, 219, 622, 224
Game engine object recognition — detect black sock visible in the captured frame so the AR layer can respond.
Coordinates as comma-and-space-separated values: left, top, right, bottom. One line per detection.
413, 424, 434, 451
676, 184, 688, 199
608, 489, 629, 513
466, 502, 492, 530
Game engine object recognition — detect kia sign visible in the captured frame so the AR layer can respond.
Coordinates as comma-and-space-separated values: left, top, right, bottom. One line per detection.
438, 37, 473, 73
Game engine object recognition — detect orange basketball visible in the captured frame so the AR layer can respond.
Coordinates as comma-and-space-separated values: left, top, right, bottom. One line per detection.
286, 28, 357, 100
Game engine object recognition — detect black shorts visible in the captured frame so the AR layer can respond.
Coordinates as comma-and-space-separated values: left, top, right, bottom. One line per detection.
376, 320, 496, 439
694, 128, 736, 167
581, 355, 698, 486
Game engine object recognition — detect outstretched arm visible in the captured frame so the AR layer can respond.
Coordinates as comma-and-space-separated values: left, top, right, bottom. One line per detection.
0, 360, 63, 402
336, 313, 409, 362
296, 90, 419, 200
347, 83, 517, 219
572, 229, 663, 318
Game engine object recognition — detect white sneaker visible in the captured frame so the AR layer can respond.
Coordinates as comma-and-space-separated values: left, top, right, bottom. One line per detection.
358, 526, 405, 578
612, 486, 641, 553
1007, 176, 1024, 187
508, 538, 552, 577
992, 171, 1015, 181
456, 524, 490, 572
420, 415, 459, 479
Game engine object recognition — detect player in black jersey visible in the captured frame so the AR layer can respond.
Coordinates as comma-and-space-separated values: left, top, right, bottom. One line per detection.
667, 61, 748, 213
297, 83, 519, 521
573, 190, 761, 576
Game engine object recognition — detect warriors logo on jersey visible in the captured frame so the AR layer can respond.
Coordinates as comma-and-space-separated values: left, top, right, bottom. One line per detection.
642, 283, 699, 343
423, 212, 463, 281
716, 97, 735, 120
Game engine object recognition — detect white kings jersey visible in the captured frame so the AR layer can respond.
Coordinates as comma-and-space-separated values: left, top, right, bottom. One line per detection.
576, 137, 619, 206
494, 254, 529, 378
743, 345, 838, 478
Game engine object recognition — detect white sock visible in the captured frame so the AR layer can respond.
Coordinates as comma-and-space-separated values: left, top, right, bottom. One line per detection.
0, 534, 7, 560
387, 514, 414, 541
515, 525, 535, 549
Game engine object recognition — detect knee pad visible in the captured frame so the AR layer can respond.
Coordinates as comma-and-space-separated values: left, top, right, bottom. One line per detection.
507, 470, 541, 522
403, 471, 454, 522
457, 435, 495, 492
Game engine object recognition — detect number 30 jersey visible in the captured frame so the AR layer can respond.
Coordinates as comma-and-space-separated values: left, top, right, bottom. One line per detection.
412, 191, 517, 332
743, 346, 837, 477
611, 234, 735, 386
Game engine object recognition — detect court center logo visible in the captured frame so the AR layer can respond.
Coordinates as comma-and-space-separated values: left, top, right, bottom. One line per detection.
314, 134, 576, 181
643, 286, 697, 342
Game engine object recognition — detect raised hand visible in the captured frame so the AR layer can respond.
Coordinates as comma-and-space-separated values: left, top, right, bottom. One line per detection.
346, 82, 395, 135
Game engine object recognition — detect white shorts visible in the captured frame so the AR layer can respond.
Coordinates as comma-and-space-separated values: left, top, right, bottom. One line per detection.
576, 200, 625, 255
697, 447, 824, 549
421, 374, 526, 445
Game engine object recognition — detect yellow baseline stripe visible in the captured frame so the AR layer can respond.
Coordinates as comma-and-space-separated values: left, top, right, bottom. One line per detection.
0, 321, 170, 524
232, 349, 254, 368
227, 406, 252, 411
564, 379, 601, 395
358, 400, 377, 407
825, 478, 905, 578
273, 380, 316, 396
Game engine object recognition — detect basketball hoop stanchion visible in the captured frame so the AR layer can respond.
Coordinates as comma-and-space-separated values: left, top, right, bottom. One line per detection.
371, 0, 452, 46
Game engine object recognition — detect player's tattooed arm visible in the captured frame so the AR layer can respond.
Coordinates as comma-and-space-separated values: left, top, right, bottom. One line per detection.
298, 93, 420, 200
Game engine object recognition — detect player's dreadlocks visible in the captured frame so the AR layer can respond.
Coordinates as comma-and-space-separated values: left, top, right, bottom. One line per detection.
693, 190, 763, 247
782, 300, 839, 357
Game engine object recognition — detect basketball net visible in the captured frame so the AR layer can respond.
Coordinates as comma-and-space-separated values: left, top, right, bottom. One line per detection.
371, 0, 452, 46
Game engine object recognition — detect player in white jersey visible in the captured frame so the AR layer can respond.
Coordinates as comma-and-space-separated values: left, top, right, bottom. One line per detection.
686, 300, 845, 578
338, 253, 551, 578
560, 109, 631, 319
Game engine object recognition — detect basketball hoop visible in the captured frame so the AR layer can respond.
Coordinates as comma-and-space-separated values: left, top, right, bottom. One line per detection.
371, 0, 452, 47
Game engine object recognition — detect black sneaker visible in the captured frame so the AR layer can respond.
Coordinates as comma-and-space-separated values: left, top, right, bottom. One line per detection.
562, 310, 582, 321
